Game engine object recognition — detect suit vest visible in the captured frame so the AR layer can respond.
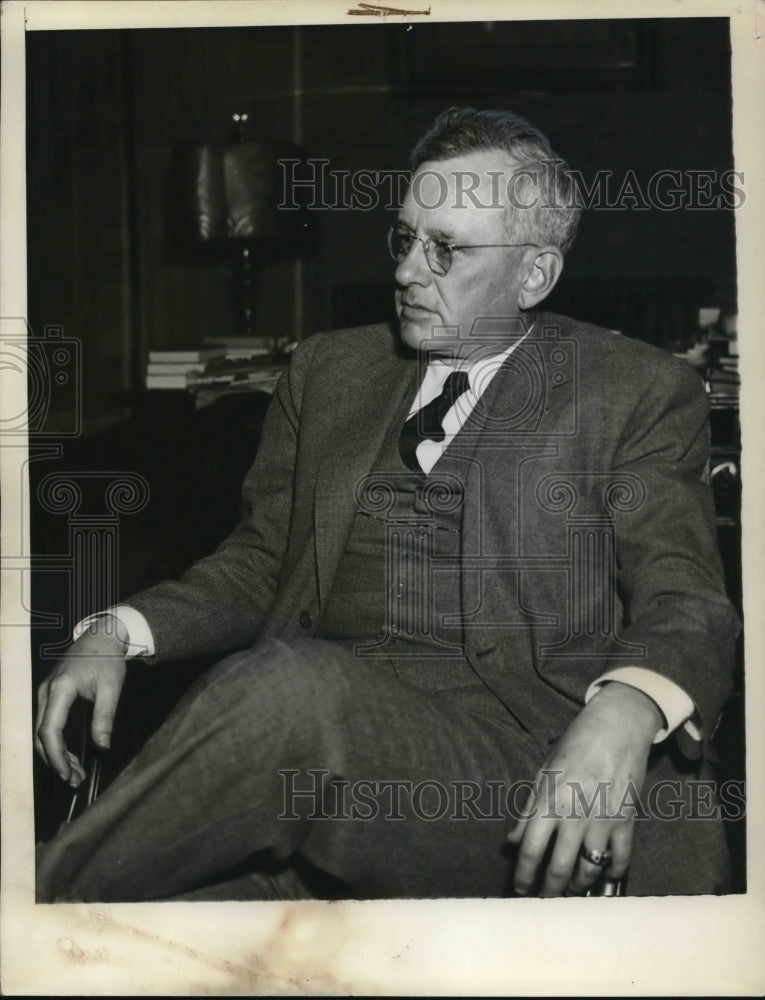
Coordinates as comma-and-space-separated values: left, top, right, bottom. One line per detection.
317, 379, 475, 687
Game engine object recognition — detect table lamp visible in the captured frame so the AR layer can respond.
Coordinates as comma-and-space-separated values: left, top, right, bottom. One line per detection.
187, 113, 311, 347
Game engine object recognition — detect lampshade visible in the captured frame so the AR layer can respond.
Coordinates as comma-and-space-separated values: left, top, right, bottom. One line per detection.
188, 141, 305, 246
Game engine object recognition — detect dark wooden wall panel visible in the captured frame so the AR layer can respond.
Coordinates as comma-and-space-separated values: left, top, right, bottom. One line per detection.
27, 19, 736, 431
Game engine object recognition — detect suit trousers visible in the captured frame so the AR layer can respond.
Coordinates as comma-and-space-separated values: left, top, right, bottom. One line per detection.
36, 637, 545, 902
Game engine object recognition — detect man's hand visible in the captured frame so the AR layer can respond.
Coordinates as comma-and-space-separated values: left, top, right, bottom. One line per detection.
35, 617, 128, 788
507, 682, 662, 897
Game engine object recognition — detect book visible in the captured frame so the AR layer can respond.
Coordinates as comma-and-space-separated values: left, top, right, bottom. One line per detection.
146, 361, 208, 376
189, 368, 283, 391
146, 373, 190, 390
146, 361, 209, 375
708, 369, 740, 385
221, 347, 271, 360
148, 348, 226, 364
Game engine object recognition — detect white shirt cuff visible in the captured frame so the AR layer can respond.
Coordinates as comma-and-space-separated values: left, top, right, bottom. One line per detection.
585, 667, 701, 743
73, 605, 155, 658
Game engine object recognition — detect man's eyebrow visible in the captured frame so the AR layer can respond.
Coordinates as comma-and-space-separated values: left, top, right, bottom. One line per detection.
394, 220, 459, 244
428, 227, 457, 244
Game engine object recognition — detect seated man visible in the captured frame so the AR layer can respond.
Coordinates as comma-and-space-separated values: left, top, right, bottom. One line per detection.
35, 107, 739, 902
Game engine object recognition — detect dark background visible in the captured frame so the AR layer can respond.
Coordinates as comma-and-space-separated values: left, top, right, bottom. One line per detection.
27, 18, 744, 886
27, 18, 737, 431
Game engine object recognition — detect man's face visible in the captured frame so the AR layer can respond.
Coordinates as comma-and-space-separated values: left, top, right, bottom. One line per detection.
394, 150, 531, 359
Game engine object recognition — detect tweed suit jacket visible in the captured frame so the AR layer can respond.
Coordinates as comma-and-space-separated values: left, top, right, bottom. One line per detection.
128, 312, 739, 760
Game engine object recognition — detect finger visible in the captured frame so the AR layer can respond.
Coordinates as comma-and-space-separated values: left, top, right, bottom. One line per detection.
33, 733, 51, 768
512, 817, 556, 896
606, 822, 634, 880
540, 823, 584, 897
34, 733, 51, 769
506, 808, 533, 845
91, 675, 122, 749
506, 782, 539, 844
64, 750, 86, 789
37, 674, 79, 781
568, 833, 615, 895
34, 680, 52, 765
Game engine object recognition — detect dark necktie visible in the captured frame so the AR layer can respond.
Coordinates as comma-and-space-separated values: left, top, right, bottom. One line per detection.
399, 370, 470, 471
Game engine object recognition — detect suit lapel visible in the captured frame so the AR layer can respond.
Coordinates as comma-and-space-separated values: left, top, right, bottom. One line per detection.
464, 313, 576, 436
439, 314, 578, 648
313, 346, 420, 607
445, 312, 577, 477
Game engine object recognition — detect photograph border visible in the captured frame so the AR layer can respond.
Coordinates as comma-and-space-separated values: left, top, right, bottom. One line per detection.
1, 0, 763, 994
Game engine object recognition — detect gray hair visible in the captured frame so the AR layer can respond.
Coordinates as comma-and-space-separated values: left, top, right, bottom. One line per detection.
410, 107, 581, 254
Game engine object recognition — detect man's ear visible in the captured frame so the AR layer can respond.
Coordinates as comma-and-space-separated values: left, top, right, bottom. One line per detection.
518, 246, 564, 310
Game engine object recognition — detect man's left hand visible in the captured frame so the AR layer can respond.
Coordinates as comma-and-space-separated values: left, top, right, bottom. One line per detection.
507, 682, 662, 897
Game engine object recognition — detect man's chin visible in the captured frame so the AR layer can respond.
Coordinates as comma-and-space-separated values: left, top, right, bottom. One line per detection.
398, 319, 426, 353
398, 317, 456, 355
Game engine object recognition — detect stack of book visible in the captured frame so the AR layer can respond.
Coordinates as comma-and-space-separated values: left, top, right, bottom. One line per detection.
189, 352, 284, 395
673, 343, 739, 410
145, 344, 291, 403
706, 354, 739, 409
145, 349, 226, 390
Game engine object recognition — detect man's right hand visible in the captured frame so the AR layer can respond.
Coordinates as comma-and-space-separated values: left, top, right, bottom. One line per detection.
35, 617, 128, 788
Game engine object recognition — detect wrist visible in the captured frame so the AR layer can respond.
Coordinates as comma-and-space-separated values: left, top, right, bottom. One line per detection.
82, 614, 129, 655
589, 681, 664, 744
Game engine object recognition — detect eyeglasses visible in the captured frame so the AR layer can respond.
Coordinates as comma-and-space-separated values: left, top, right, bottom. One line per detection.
387, 225, 538, 277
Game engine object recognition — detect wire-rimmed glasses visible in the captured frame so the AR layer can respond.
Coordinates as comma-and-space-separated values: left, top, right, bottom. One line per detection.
387, 225, 538, 276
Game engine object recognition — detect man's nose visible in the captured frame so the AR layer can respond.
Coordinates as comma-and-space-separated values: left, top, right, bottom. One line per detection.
394, 237, 431, 286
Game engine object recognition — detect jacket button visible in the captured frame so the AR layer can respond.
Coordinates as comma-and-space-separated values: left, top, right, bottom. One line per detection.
299, 610, 313, 629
